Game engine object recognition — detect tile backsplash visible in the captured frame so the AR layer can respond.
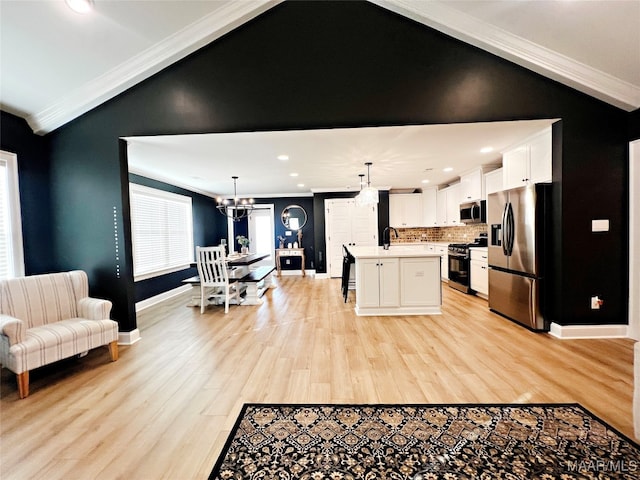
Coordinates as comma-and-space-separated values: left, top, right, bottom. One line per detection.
393, 224, 488, 244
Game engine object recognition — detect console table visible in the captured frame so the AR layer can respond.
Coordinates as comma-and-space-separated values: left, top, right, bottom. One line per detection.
275, 248, 305, 277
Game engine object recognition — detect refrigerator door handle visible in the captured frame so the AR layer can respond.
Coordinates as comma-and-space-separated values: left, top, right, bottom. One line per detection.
501, 203, 509, 256
506, 202, 515, 256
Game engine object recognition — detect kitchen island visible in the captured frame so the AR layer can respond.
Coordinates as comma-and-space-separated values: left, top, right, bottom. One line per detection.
347, 245, 443, 316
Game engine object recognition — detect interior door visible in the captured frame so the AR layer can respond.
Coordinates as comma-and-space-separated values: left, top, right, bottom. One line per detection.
325, 199, 353, 277
325, 199, 379, 278
351, 203, 378, 247
248, 206, 275, 268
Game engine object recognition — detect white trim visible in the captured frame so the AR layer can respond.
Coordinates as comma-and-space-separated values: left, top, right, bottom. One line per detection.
277, 269, 315, 277
630, 140, 640, 341
372, 0, 640, 112
0, 150, 25, 278
314, 273, 330, 280
355, 304, 442, 316
28, 0, 283, 134
135, 284, 192, 312
118, 328, 141, 345
548, 323, 629, 339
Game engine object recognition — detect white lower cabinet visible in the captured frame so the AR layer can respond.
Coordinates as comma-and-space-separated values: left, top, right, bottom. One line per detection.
357, 257, 399, 308
470, 248, 488, 297
435, 245, 448, 280
400, 258, 441, 307
355, 255, 441, 315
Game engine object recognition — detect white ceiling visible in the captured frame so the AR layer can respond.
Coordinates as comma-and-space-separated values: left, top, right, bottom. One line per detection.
1, 1, 638, 196
126, 120, 555, 197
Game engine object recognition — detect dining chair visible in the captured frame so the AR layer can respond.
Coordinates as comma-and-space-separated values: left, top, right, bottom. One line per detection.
196, 246, 242, 314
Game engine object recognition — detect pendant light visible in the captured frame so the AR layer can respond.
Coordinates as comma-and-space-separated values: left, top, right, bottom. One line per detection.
355, 162, 379, 206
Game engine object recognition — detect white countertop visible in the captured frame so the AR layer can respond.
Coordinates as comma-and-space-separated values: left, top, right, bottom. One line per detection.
347, 245, 443, 259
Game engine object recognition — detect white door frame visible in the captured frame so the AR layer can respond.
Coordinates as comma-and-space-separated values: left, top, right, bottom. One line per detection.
629, 140, 640, 340
227, 204, 275, 261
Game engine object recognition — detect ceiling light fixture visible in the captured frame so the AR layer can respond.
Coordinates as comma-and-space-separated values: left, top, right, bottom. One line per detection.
216, 176, 254, 222
480, 146, 494, 153
421, 179, 430, 184
289, 172, 299, 177
355, 162, 379, 206
277, 155, 289, 161
66, 0, 94, 14
443, 167, 454, 172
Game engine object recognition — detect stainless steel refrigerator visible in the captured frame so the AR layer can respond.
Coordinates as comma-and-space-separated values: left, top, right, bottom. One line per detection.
487, 184, 550, 331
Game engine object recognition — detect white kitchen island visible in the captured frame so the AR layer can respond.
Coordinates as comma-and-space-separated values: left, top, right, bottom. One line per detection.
347, 245, 443, 316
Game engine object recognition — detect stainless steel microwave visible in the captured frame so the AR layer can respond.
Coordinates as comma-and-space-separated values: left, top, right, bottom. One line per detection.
460, 200, 486, 224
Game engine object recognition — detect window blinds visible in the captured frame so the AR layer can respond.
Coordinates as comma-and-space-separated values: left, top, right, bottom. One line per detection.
0, 151, 24, 279
0, 159, 9, 278
130, 183, 194, 280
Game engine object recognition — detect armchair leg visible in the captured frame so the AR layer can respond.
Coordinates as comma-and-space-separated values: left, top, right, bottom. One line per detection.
17, 371, 29, 399
108, 341, 119, 361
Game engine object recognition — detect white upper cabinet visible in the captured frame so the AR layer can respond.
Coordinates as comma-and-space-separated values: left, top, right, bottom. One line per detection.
389, 193, 423, 227
502, 127, 552, 189
436, 184, 461, 226
436, 188, 448, 226
445, 183, 461, 226
484, 168, 503, 197
459, 168, 483, 203
529, 127, 553, 184
421, 188, 438, 227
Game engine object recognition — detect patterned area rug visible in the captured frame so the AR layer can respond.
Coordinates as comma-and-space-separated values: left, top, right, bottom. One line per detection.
209, 404, 640, 480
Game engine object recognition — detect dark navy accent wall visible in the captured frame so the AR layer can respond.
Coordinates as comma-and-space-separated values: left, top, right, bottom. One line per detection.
270, 197, 314, 271
630, 109, 640, 140
0, 112, 54, 275
8, 0, 630, 329
128, 173, 225, 303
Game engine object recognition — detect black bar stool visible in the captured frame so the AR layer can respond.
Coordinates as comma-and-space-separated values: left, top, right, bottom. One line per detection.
341, 245, 355, 302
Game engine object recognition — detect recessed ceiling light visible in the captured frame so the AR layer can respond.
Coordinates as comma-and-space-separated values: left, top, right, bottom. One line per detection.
289, 172, 299, 177
480, 146, 494, 153
297, 183, 305, 188
277, 155, 289, 161
66, 0, 94, 14
421, 179, 430, 184
443, 167, 453, 172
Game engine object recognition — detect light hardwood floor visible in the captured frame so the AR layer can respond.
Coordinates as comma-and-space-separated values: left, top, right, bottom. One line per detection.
1, 276, 635, 479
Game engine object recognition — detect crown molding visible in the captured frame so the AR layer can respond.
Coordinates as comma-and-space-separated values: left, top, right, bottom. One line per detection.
28, 0, 282, 135
372, 0, 640, 112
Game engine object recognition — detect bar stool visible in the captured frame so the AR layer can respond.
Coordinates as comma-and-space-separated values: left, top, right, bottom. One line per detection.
341, 245, 356, 302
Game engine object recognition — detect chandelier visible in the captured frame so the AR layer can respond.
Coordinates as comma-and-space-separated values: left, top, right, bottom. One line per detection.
355, 162, 379, 206
216, 176, 255, 222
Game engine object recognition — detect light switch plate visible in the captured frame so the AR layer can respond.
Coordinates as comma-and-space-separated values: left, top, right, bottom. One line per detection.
591, 219, 609, 232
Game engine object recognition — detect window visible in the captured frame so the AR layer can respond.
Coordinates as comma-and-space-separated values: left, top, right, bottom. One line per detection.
129, 183, 194, 281
0, 151, 25, 279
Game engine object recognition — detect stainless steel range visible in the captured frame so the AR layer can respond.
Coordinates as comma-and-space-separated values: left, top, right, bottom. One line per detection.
448, 235, 487, 294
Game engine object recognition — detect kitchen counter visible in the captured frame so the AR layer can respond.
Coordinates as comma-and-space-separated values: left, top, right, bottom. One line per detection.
347, 245, 443, 258
346, 246, 442, 316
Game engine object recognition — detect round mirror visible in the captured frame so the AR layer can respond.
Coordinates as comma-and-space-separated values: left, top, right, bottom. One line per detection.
281, 205, 307, 230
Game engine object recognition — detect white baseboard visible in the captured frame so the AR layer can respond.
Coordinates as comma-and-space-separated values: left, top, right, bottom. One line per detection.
135, 284, 192, 312
278, 270, 316, 277
118, 328, 141, 345
313, 273, 331, 279
549, 323, 629, 339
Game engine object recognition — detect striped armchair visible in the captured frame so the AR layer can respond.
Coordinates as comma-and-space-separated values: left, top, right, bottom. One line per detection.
0, 270, 119, 398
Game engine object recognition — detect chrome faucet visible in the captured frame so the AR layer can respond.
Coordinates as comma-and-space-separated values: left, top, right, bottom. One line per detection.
383, 226, 399, 250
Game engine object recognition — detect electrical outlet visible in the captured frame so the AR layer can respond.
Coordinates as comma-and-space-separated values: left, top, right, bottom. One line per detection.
591, 296, 603, 309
